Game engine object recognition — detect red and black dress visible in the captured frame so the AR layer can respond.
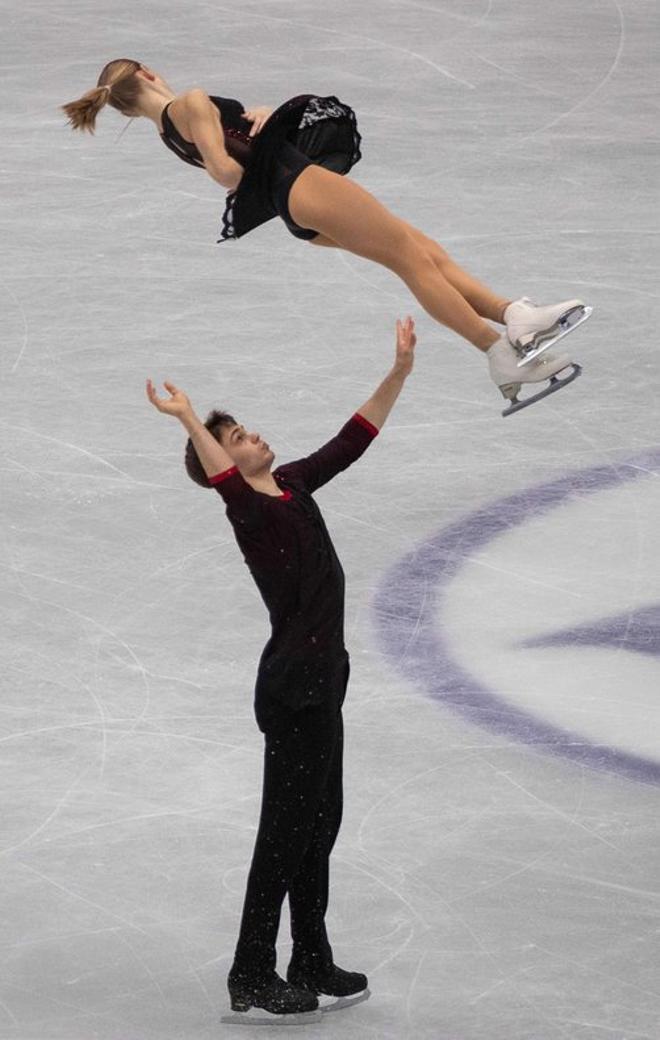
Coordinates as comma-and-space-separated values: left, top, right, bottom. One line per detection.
209, 413, 378, 985
160, 93, 362, 242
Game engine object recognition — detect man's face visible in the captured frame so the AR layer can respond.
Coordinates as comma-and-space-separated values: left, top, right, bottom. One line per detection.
221, 422, 275, 476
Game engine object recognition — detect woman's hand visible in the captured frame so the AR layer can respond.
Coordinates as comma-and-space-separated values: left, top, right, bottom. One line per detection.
243, 105, 273, 137
146, 379, 195, 422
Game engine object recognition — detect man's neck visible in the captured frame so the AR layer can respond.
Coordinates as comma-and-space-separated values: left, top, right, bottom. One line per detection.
244, 471, 282, 497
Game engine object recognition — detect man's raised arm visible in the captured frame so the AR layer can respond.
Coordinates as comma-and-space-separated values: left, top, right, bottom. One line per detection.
146, 379, 233, 480
356, 316, 416, 431
277, 317, 416, 494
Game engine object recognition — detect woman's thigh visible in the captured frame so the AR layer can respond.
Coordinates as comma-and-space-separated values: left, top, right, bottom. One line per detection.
309, 232, 340, 248
289, 165, 417, 268
309, 223, 448, 271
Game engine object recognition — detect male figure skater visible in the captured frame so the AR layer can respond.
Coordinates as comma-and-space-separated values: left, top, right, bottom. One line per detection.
146, 317, 416, 1015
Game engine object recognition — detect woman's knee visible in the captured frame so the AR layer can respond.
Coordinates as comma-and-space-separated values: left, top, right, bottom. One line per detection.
412, 228, 451, 268
432, 242, 451, 267
391, 234, 442, 279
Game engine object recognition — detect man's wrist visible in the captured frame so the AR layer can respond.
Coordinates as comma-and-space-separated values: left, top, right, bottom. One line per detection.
389, 363, 409, 382
179, 411, 201, 433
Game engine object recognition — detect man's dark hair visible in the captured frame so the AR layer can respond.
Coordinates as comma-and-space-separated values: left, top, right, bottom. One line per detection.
185, 409, 236, 488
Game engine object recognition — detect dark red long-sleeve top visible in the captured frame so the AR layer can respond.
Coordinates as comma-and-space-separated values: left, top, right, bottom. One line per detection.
210, 413, 378, 727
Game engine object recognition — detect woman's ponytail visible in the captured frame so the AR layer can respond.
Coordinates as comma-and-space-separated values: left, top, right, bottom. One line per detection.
61, 59, 142, 133
61, 84, 112, 134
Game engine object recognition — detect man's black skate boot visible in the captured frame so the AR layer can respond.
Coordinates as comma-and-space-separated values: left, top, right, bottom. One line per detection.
227, 971, 319, 1014
287, 953, 368, 997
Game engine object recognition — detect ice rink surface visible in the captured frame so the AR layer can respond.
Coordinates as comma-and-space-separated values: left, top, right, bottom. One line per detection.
1, 1, 659, 1037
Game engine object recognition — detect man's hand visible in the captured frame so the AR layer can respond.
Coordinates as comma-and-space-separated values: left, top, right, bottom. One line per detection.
243, 106, 273, 137
394, 316, 416, 377
146, 379, 195, 422
354, 316, 417, 432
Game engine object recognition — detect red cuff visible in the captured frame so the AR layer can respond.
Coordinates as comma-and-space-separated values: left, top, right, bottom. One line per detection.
353, 413, 379, 438
209, 466, 239, 485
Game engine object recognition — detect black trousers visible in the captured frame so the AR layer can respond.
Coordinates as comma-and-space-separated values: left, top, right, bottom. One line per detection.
230, 695, 345, 983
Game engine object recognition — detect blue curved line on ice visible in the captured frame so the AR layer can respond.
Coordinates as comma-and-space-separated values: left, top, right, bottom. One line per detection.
520, 603, 660, 657
373, 450, 660, 786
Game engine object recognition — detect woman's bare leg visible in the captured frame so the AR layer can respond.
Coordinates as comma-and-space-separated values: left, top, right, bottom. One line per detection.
406, 227, 511, 324
291, 167, 499, 352
309, 233, 339, 248
310, 223, 510, 324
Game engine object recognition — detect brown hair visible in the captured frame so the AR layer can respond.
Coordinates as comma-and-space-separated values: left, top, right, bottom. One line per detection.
185, 410, 237, 488
61, 59, 143, 133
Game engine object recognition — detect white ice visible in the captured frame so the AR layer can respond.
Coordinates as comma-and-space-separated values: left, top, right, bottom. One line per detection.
1, 1, 659, 1038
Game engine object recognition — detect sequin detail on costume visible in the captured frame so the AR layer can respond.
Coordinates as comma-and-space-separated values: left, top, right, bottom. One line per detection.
299, 97, 352, 128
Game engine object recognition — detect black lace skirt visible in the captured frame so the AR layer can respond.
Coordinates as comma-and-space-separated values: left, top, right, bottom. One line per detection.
219, 94, 362, 242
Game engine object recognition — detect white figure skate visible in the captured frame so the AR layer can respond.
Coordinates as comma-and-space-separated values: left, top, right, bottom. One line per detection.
505, 297, 592, 367
487, 336, 582, 417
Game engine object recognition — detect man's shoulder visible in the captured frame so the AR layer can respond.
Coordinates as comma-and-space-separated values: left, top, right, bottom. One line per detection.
274, 462, 303, 484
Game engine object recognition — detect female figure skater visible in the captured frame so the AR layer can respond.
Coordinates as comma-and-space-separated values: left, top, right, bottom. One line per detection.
63, 60, 591, 416
146, 317, 418, 1016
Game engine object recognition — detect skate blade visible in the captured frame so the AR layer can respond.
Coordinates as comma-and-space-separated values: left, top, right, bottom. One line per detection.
222, 1007, 322, 1024
516, 306, 593, 367
319, 989, 372, 1014
502, 363, 582, 417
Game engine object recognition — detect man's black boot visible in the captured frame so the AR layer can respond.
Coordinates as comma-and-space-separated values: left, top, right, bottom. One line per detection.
228, 971, 319, 1014
287, 953, 368, 997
